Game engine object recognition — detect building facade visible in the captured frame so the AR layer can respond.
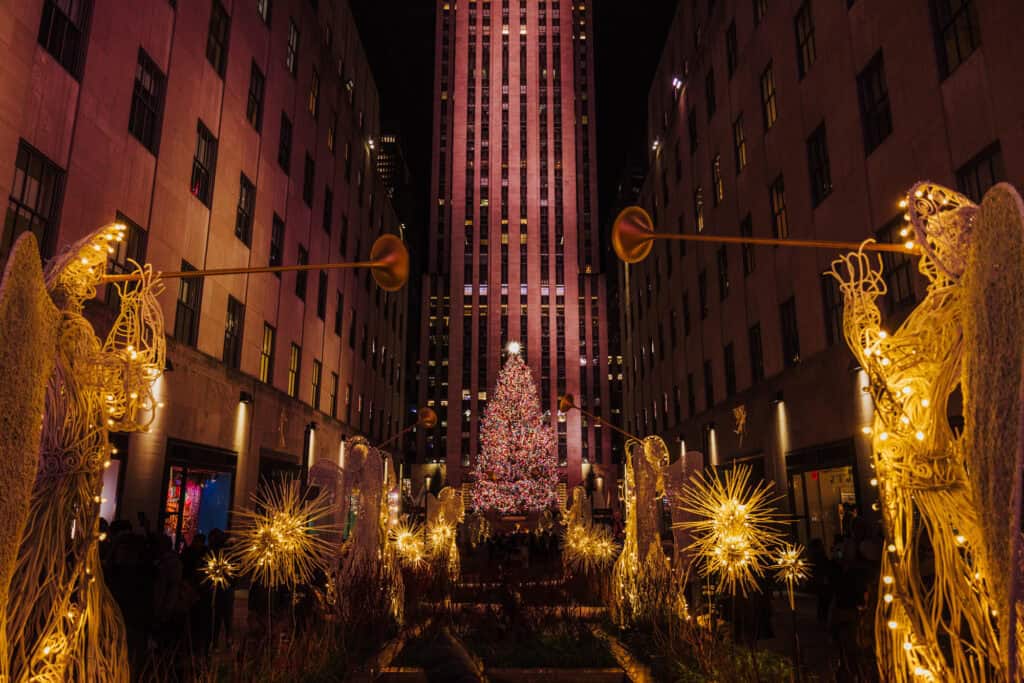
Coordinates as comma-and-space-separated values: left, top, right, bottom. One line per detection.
415, 0, 615, 505
619, 0, 1024, 547
1, 0, 408, 545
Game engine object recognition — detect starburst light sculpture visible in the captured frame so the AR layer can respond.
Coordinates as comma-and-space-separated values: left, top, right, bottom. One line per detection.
774, 543, 810, 610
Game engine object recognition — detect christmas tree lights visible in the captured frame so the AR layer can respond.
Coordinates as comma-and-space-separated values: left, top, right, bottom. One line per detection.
470, 347, 559, 513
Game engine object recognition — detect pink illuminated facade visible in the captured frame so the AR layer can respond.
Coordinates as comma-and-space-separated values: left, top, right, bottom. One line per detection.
416, 0, 616, 504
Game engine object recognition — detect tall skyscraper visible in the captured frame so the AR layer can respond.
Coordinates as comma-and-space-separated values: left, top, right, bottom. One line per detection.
416, 0, 614, 502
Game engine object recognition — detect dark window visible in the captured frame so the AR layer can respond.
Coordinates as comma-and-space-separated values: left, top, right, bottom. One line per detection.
235, 173, 255, 245
687, 373, 696, 416
705, 70, 716, 119
807, 123, 832, 206
334, 291, 344, 335
770, 174, 788, 238
106, 212, 148, 309
316, 270, 327, 319
3, 141, 65, 260
311, 359, 322, 409
269, 214, 284, 270
956, 142, 1005, 203
278, 113, 292, 173
257, 0, 271, 24
753, 0, 767, 25
703, 360, 714, 409
724, 343, 736, 396
287, 343, 301, 397
726, 21, 738, 77
308, 68, 320, 118
688, 107, 698, 152
821, 274, 843, 347
330, 372, 339, 418
694, 186, 705, 232
733, 115, 747, 171
717, 246, 729, 300
206, 0, 230, 77
794, 1, 816, 79
247, 61, 265, 131
295, 245, 308, 300
876, 217, 916, 318
740, 213, 755, 275
286, 20, 299, 76
38, 0, 92, 78
224, 296, 244, 369
780, 297, 800, 367
190, 121, 218, 206
128, 49, 165, 153
760, 62, 777, 130
698, 270, 708, 319
323, 187, 332, 234
748, 323, 764, 382
339, 214, 349, 255
682, 291, 691, 335
303, 153, 315, 206
348, 312, 357, 349
857, 52, 892, 155
259, 323, 275, 383
930, 0, 980, 79
173, 261, 203, 347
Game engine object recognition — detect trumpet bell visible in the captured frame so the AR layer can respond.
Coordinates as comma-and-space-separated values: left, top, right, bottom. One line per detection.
370, 233, 410, 292
611, 206, 656, 264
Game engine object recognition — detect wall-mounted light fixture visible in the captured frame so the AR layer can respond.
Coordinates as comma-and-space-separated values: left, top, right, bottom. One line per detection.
239, 391, 253, 404
770, 390, 785, 406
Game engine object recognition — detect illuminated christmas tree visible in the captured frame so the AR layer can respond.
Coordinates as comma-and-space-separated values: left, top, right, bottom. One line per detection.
471, 343, 559, 514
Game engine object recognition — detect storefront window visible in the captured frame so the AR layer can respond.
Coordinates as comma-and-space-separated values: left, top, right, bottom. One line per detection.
161, 440, 236, 548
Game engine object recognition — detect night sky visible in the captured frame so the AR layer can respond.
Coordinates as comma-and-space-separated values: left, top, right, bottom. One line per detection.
350, 0, 679, 248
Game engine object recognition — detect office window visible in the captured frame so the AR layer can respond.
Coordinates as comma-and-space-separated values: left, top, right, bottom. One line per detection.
857, 52, 892, 155
807, 123, 832, 206
128, 49, 165, 153
206, 0, 230, 77
311, 359, 322, 409
740, 214, 755, 275
3, 141, 65, 260
770, 175, 788, 238
278, 113, 292, 173
694, 186, 704, 232
190, 122, 218, 206
931, 0, 980, 79
682, 292, 691, 335
247, 61, 265, 131
287, 344, 301, 398
733, 115, 747, 172
327, 111, 337, 154
235, 174, 255, 245
794, 1, 816, 79
688, 107, 698, 153
698, 270, 708, 320
760, 62, 777, 131
780, 297, 800, 367
223, 296, 244, 369
286, 20, 299, 76
705, 70, 716, 120
348, 312, 357, 349
322, 187, 332, 234
345, 383, 353, 421
821, 274, 843, 347
106, 212, 148, 309
748, 323, 764, 382
876, 217, 916, 317
269, 214, 284, 271
703, 360, 714, 410
712, 155, 724, 205
303, 153, 314, 206
259, 323, 275, 383
38, 0, 91, 78
334, 291, 344, 335
717, 246, 729, 300
340, 214, 349, 256
257, 0, 271, 24
726, 21, 738, 77
316, 271, 327, 319
308, 68, 320, 118
295, 245, 308, 300
173, 261, 203, 347
329, 372, 339, 418
956, 142, 1004, 203
753, 0, 767, 25
724, 343, 736, 396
